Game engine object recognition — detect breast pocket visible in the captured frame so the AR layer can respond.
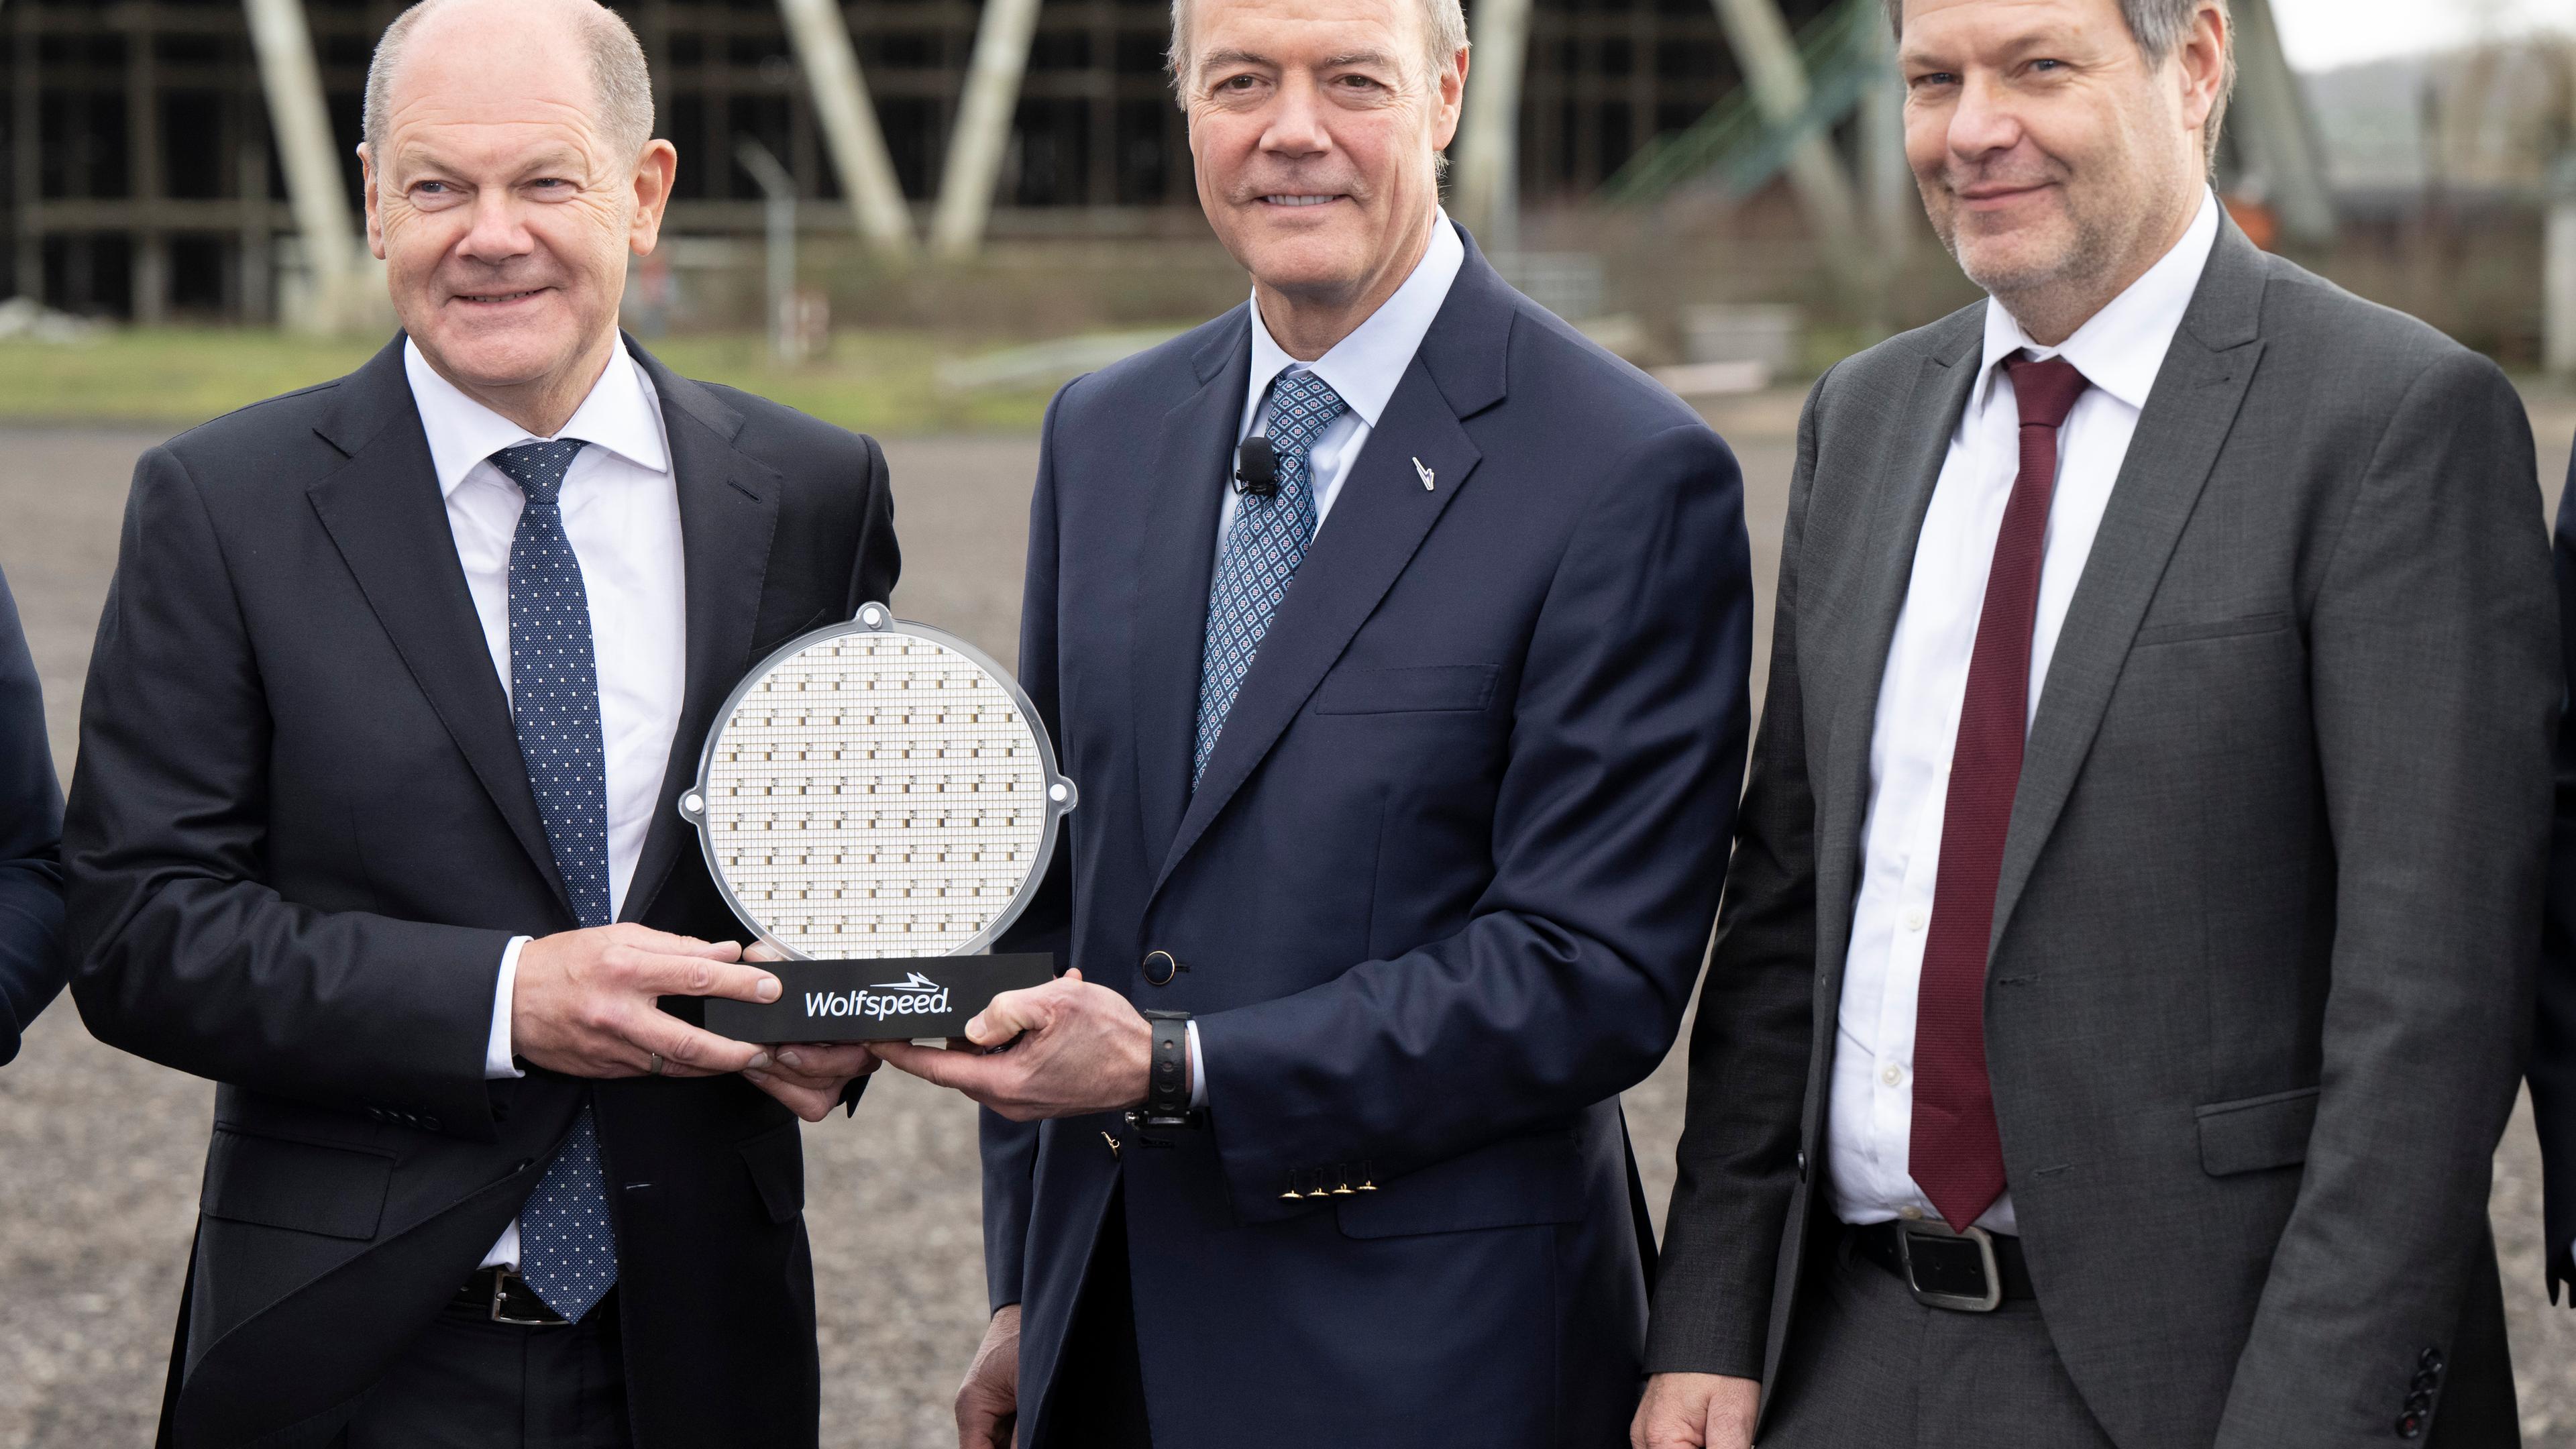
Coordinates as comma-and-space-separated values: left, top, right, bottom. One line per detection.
749, 602, 843, 663
2133, 612, 2292, 649
1311, 664, 1501, 716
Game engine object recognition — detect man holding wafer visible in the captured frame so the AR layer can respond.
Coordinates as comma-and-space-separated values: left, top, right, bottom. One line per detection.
874, 0, 1755, 1440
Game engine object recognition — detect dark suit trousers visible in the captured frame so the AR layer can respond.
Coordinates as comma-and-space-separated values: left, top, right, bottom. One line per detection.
334, 1296, 631, 1449
1764, 1229, 2520, 1449
1045, 1187, 1153, 1449
1762, 1230, 2116, 1449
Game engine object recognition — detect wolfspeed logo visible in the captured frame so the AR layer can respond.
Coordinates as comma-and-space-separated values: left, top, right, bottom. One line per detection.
804, 971, 951, 1020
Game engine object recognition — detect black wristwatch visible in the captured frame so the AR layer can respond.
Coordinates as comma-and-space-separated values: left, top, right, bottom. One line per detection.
1126, 1010, 1203, 1132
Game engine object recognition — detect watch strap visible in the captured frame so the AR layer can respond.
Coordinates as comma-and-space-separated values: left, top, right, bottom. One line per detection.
1134, 1010, 1201, 1130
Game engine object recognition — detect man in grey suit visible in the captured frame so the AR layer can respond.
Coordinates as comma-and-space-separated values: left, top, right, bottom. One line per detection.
1637, 1, 2557, 1446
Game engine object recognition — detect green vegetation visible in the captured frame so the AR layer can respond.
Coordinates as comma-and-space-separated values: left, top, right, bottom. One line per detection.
0, 327, 1061, 436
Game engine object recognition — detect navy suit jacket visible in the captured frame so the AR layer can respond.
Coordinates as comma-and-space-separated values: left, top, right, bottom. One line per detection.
2532, 450, 2576, 1291
0, 566, 66, 1063
985, 229, 1754, 1447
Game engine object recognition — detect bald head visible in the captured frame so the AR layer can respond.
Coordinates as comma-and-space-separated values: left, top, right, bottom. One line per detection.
364, 0, 655, 161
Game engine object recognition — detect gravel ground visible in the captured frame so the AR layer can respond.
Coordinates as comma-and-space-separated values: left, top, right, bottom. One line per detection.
0, 399, 2572, 1446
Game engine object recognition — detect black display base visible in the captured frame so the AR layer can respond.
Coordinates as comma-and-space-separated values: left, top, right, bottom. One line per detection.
704, 953, 1057, 1043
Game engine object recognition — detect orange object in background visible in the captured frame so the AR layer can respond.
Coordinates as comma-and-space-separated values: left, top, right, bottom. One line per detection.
2224, 193, 2282, 251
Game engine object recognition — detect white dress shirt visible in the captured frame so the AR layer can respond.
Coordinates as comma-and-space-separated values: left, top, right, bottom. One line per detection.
405, 338, 686, 1267
1220, 213, 1467, 566
1183, 213, 1467, 1106
1825, 190, 2221, 1234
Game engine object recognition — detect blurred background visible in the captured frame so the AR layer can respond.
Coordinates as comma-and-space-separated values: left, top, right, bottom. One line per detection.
5, 0, 2576, 1444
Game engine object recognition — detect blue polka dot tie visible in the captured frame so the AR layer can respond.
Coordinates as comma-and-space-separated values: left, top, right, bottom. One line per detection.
1193, 370, 1347, 783
492, 439, 619, 1324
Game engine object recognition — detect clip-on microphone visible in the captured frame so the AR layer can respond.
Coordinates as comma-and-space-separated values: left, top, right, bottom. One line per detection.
1234, 435, 1279, 498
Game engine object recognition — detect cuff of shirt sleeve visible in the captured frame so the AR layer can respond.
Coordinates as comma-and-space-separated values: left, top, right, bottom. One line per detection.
1186, 1018, 1208, 1110
486, 937, 529, 1080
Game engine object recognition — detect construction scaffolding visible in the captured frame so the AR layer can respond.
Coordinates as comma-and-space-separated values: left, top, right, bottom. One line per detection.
4, 0, 1799, 321
0, 0, 2324, 324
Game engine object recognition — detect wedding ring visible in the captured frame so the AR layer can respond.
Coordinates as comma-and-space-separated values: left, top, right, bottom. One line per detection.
647, 1052, 666, 1077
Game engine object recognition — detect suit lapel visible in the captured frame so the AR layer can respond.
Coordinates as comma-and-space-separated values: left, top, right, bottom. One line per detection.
1812, 327, 1981, 969
306, 337, 784, 927
621, 343, 782, 923
306, 337, 571, 914
1128, 313, 1253, 874
1150, 237, 1511, 898
1988, 227, 2269, 947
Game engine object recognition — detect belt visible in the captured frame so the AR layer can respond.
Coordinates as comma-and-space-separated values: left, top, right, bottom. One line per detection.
1849, 1219, 2035, 1312
455, 1265, 570, 1326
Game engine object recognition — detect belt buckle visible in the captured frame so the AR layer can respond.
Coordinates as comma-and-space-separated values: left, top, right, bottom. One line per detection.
1894, 1220, 2003, 1313
486, 1267, 560, 1326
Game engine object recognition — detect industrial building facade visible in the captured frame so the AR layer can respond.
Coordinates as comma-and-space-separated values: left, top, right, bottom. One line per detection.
3, 0, 1835, 323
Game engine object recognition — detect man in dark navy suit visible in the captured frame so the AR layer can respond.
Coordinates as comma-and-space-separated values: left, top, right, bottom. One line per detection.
0, 566, 66, 1065
873, 0, 1754, 1441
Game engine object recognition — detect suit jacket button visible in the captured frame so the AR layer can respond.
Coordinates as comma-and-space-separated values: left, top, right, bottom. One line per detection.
1796, 1149, 1809, 1180
2418, 1347, 2444, 1373
2396, 1412, 2424, 1440
419, 1116, 441, 1132
1141, 950, 1178, 987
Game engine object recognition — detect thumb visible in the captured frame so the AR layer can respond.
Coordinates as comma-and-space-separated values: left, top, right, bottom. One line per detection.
965, 982, 1059, 1047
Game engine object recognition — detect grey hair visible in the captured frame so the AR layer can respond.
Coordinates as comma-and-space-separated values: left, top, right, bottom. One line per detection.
1882, 0, 2237, 163
1167, 0, 1469, 97
364, 0, 655, 158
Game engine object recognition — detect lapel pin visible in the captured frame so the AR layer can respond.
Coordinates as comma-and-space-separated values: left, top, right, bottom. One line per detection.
1412, 457, 1436, 491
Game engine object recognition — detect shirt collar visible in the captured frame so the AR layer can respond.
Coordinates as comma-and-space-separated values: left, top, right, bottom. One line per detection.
1244, 211, 1468, 432
404, 336, 672, 499
1978, 187, 2222, 414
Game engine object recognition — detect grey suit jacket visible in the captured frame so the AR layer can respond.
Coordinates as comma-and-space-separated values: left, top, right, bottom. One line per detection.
1648, 218, 2557, 1448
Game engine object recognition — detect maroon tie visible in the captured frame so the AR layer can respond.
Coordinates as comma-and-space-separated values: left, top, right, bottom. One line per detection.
1908, 352, 2091, 1232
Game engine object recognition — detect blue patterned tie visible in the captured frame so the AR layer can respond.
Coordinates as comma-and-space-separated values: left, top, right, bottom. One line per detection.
1194, 370, 1348, 782
492, 439, 619, 1324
